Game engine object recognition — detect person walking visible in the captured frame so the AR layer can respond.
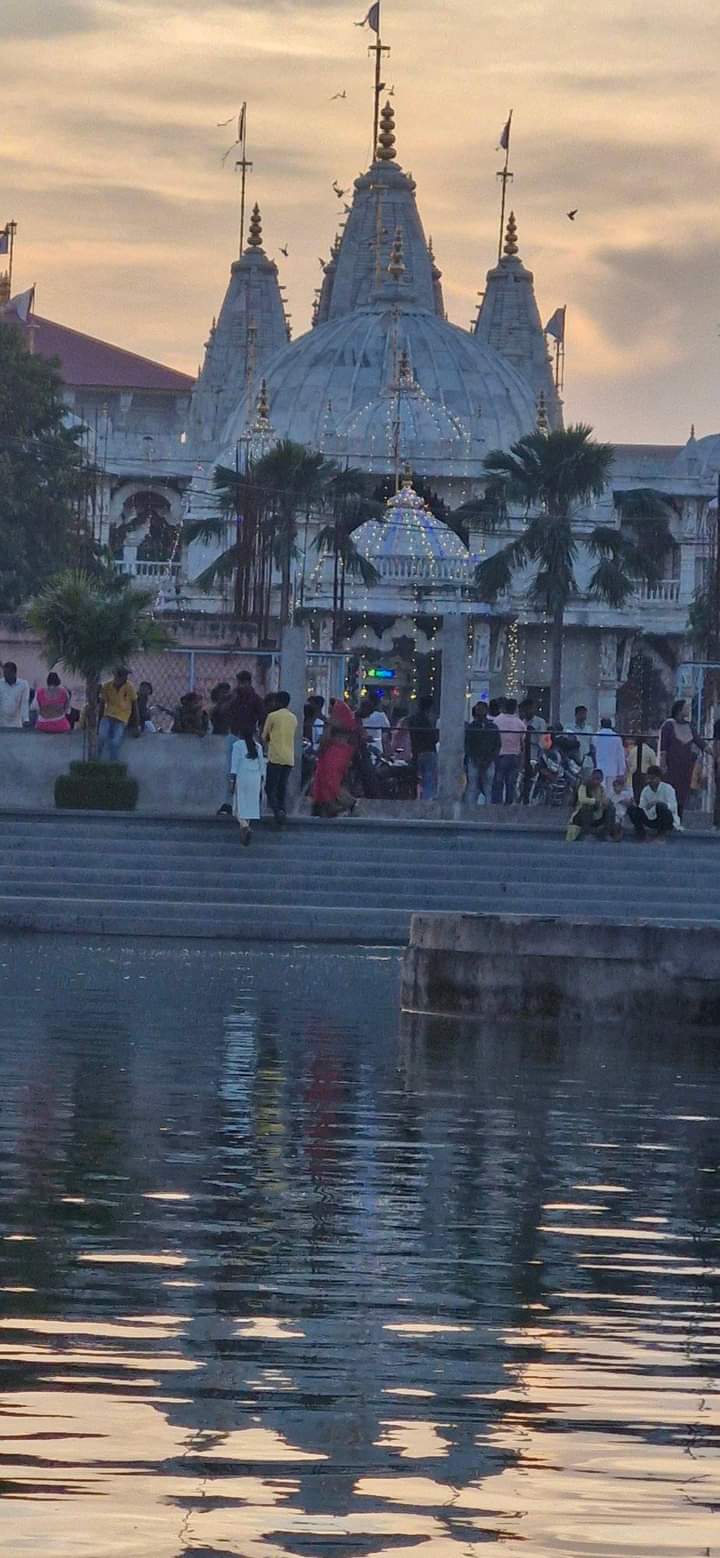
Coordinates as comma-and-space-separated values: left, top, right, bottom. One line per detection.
465, 702, 501, 806
660, 700, 703, 819
217, 670, 265, 816
230, 733, 266, 846
263, 690, 298, 823
0, 662, 30, 728
311, 700, 358, 817
628, 765, 681, 839
97, 667, 137, 761
491, 697, 526, 804
409, 695, 438, 799
33, 671, 71, 733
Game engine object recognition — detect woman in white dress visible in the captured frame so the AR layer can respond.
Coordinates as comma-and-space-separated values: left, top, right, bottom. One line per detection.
230, 735, 266, 845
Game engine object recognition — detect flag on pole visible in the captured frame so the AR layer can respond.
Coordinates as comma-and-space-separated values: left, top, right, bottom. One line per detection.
1, 286, 35, 323
497, 111, 512, 152
0, 227, 9, 255
544, 305, 566, 343
356, 2, 380, 31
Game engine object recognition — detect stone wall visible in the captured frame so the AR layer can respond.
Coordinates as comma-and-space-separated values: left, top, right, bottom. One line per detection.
401, 911, 720, 1026
0, 731, 227, 815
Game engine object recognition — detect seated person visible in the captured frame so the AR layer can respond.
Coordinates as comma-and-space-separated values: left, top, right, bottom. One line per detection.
172, 691, 208, 736
609, 774, 634, 838
627, 765, 681, 839
566, 768, 615, 842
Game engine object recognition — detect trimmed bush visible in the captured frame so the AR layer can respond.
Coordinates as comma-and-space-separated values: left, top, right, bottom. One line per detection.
55, 760, 139, 812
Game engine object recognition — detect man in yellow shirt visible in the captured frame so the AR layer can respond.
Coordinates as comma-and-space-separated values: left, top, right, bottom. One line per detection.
98, 666, 137, 761
262, 691, 298, 823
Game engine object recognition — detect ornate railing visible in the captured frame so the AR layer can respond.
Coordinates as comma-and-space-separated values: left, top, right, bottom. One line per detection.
373, 556, 474, 584
113, 560, 182, 581
633, 580, 681, 604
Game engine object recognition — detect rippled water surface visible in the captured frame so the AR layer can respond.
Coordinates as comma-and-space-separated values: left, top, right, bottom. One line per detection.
1, 936, 719, 1557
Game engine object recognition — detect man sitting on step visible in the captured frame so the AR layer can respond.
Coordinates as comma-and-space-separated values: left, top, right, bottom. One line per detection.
627, 765, 681, 840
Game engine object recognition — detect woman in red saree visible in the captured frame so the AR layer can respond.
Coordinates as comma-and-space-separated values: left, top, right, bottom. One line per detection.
311, 700, 358, 817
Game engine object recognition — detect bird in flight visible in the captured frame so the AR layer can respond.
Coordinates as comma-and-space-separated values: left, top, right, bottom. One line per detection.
330, 91, 347, 101
567, 209, 578, 221
280, 244, 289, 257
332, 180, 347, 198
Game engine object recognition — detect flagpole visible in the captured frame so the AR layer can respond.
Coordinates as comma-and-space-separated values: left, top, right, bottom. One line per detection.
372, 13, 382, 154
496, 112, 513, 262
7, 221, 17, 295
235, 106, 252, 257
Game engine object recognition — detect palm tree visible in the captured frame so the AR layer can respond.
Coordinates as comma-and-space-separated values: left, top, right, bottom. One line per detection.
313, 470, 384, 644
184, 459, 266, 625
457, 424, 676, 723
28, 569, 171, 757
256, 440, 334, 625
185, 441, 335, 636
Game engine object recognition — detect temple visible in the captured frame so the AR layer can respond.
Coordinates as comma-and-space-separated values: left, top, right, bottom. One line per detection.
2, 95, 717, 724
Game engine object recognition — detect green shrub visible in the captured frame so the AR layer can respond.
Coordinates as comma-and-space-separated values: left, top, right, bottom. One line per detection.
54, 760, 139, 812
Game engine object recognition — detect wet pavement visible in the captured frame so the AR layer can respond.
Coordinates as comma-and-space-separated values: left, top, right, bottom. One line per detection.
0, 936, 718, 1556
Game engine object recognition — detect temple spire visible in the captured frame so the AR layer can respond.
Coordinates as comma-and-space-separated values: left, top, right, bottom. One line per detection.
376, 100, 397, 162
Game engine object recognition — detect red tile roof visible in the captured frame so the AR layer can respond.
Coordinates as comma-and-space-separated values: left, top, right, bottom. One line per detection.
28, 315, 195, 393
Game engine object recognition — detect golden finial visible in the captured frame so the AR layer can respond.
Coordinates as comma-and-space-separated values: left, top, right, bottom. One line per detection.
503, 211, 519, 258
388, 226, 405, 280
536, 390, 549, 434
246, 203, 263, 249
376, 101, 397, 162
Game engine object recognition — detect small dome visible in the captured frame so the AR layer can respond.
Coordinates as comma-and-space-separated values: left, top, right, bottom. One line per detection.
353, 476, 475, 589
671, 431, 720, 479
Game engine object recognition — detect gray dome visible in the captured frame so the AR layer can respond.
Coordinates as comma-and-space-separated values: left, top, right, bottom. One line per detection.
218, 302, 536, 481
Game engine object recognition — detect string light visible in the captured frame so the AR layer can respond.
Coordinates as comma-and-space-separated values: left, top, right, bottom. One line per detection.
506, 617, 520, 695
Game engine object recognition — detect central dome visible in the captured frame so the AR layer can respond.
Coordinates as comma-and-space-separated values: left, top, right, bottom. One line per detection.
219, 302, 536, 481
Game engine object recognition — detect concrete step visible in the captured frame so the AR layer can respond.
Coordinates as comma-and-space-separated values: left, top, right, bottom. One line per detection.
0, 895, 411, 943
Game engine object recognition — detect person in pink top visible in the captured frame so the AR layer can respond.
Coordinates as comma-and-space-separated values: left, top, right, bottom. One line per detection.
491, 696, 527, 804
34, 671, 71, 733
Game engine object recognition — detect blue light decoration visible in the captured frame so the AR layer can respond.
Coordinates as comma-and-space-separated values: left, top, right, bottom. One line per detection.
367, 667, 396, 681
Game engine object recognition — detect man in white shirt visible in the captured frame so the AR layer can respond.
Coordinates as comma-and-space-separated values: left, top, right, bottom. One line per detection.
362, 696, 391, 758
594, 718, 627, 787
0, 662, 30, 728
628, 765, 681, 838
567, 704, 595, 774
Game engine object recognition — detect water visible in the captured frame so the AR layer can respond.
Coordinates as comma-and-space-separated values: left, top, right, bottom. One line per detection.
0, 938, 719, 1558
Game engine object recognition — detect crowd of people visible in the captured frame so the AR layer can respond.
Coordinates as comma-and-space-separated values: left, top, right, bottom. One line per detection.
1, 657, 716, 839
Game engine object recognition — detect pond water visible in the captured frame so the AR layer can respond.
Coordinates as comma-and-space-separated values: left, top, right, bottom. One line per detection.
0, 937, 719, 1557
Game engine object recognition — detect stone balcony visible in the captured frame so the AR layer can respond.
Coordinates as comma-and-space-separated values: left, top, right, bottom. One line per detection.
113, 560, 182, 583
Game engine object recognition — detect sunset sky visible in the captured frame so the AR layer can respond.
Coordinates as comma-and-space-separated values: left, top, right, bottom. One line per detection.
4, 0, 719, 444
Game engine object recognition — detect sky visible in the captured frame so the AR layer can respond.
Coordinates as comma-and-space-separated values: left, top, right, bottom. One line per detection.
3, 0, 719, 444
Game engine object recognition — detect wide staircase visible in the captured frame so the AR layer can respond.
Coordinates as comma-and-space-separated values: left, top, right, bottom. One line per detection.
0, 811, 718, 943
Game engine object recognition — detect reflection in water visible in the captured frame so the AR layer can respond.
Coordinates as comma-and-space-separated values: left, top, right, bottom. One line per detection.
0, 937, 719, 1556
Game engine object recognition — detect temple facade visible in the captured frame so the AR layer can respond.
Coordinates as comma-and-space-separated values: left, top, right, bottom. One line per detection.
4, 102, 719, 723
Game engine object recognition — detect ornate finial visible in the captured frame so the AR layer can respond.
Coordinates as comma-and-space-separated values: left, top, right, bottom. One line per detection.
376, 100, 397, 162
401, 461, 413, 487
690, 423, 696, 440
388, 226, 405, 280
246, 203, 263, 249
536, 390, 549, 434
503, 211, 519, 258
398, 347, 413, 384
256, 378, 270, 424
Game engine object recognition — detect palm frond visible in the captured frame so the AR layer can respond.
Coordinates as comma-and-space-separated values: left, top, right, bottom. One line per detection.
474, 540, 527, 601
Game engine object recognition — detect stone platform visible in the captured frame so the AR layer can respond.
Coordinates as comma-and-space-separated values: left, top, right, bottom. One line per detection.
401, 911, 720, 1026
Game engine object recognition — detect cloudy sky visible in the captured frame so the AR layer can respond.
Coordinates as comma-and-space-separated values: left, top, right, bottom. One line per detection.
4, 0, 718, 443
